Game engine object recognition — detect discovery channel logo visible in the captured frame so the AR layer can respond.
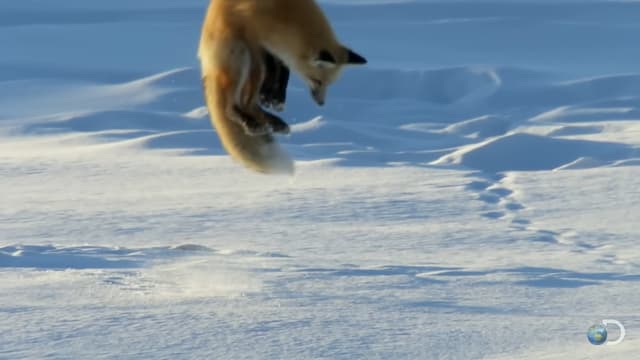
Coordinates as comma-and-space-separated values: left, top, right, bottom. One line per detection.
587, 320, 626, 346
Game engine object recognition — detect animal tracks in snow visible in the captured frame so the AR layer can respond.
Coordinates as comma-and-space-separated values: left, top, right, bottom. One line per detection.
464, 172, 574, 247
465, 174, 524, 221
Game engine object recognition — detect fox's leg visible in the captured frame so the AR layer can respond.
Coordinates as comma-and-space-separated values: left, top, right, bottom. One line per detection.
262, 50, 289, 112
211, 40, 270, 136
259, 51, 277, 109
260, 50, 290, 112
242, 48, 290, 135
262, 110, 290, 134
271, 56, 290, 110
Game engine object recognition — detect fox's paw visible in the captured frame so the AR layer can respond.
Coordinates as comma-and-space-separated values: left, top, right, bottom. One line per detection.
271, 100, 285, 112
270, 118, 290, 134
262, 111, 290, 135
232, 105, 271, 136
259, 95, 285, 113
243, 124, 270, 136
234, 116, 270, 136
258, 94, 271, 109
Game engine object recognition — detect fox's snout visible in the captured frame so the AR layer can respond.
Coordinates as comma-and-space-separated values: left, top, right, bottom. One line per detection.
311, 86, 326, 106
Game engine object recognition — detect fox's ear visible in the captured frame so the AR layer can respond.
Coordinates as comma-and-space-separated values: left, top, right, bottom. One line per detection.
345, 48, 367, 65
318, 49, 336, 64
312, 49, 337, 68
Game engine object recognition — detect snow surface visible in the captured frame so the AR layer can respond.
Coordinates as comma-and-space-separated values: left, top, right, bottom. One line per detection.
1, 0, 640, 359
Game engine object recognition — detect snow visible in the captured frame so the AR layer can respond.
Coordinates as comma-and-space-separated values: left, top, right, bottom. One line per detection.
1, 0, 639, 359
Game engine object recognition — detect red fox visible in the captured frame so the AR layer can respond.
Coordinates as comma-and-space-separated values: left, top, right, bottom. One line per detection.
199, 0, 366, 174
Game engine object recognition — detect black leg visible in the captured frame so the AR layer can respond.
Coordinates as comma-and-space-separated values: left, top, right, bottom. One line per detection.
262, 110, 290, 134
261, 51, 276, 97
260, 50, 290, 112
273, 63, 289, 111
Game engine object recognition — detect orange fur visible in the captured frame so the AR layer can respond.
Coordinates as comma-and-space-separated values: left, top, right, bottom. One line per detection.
198, 0, 365, 174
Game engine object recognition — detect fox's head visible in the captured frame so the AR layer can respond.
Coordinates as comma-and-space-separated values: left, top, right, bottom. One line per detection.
296, 46, 367, 106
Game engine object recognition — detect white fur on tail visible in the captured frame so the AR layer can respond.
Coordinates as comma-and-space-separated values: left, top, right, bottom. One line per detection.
201, 75, 294, 175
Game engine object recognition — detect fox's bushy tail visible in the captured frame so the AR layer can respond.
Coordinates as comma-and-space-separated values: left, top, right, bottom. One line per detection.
202, 76, 294, 175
